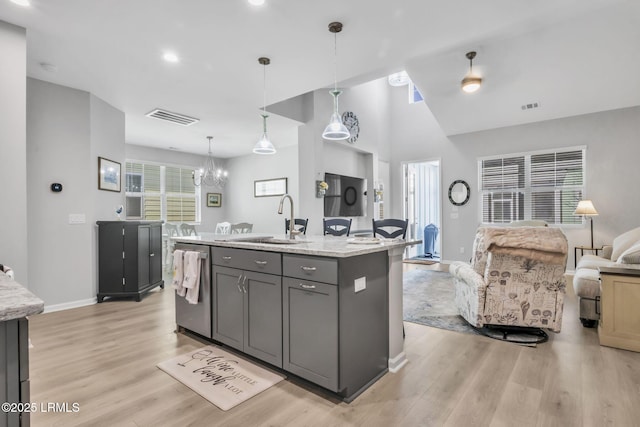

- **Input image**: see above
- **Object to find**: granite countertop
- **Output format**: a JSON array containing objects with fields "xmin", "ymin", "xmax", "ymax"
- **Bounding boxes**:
[
  {"xmin": 173, "ymin": 233, "xmax": 420, "ymax": 258},
  {"xmin": 0, "ymin": 272, "xmax": 45, "ymax": 322}
]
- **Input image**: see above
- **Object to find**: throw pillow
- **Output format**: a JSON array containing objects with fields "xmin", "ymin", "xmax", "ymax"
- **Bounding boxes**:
[
  {"xmin": 611, "ymin": 226, "xmax": 640, "ymax": 262},
  {"xmin": 617, "ymin": 242, "xmax": 640, "ymax": 264}
]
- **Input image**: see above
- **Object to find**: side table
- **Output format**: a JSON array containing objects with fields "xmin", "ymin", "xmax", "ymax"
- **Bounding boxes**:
[
  {"xmin": 574, "ymin": 245, "xmax": 602, "ymax": 268},
  {"xmin": 598, "ymin": 267, "xmax": 640, "ymax": 353}
]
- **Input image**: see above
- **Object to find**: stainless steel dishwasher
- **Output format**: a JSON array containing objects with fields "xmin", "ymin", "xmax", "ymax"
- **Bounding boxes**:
[{"xmin": 174, "ymin": 243, "xmax": 211, "ymax": 338}]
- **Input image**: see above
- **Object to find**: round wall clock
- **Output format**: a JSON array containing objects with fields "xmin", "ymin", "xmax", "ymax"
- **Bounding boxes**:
[{"xmin": 342, "ymin": 111, "xmax": 360, "ymax": 144}]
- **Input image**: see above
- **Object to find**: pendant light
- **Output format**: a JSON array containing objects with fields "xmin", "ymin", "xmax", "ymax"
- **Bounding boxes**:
[
  {"xmin": 192, "ymin": 136, "xmax": 228, "ymax": 187},
  {"xmin": 253, "ymin": 57, "xmax": 276, "ymax": 154},
  {"xmin": 461, "ymin": 51, "xmax": 482, "ymax": 93},
  {"xmin": 322, "ymin": 21, "xmax": 350, "ymax": 141}
]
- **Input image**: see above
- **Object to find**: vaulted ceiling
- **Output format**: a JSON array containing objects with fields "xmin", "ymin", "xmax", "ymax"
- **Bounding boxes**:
[{"xmin": 1, "ymin": 0, "xmax": 636, "ymax": 157}]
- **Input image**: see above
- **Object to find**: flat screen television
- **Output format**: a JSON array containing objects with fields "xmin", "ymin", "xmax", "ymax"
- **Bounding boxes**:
[{"xmin": 324, "ymin": 173, "xmax": 367, "ymax": 217}]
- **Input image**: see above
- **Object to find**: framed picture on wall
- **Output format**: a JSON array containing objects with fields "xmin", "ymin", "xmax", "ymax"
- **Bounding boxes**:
[
  {"xmin": 254, "ymin": 177, "xmax": 287, "ymax": 197},
  {"xmin": 207, "ymin": 193, "xmax": 222, "ymax": 207},
  {"xmin": 98, "ymin": 157, "xmax": 121, "ymax": 192}
]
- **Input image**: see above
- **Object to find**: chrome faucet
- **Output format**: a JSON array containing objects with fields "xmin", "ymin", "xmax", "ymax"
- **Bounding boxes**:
[{"xmin": 278, "ymin": 194, "xmax": 301, "ymax": 239}]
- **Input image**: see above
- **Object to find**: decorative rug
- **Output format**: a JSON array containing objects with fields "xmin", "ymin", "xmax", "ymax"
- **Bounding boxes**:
[
  {"xmin": 403, "ymin": 269, "xmax": 540, "ymax": 346},
  {"xmin": 403, "ymin": 269, "xmax": 480, "ymax": 335},
  {"xmin": 157, "ymin": 345, "xmax": 285, "ymax": 411}
]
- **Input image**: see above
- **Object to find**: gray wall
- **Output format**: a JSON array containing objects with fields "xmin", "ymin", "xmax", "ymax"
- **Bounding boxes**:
[
  {"xmin": 224, "ymin": 145, "xmax": 299, "ymax": 235},
  {"xmin": 388, "ymin": 83, "xmax": 640, "ymax": 267},
  {"xmin": 0, "ymin": 21, "xmax": 28, "ymax": 283},
  {"xmin": 27, "ymin": 79, "xmax": 127, "ymax": 307}
]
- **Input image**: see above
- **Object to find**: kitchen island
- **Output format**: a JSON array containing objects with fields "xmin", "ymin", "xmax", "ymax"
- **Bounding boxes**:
[
  {"xmin": 1, "ymin": 272, "xmax": 44, "ymax": 427},
  {"xmin": 172, "ymin": 233, "xmax": 417, "ymax": 401}
]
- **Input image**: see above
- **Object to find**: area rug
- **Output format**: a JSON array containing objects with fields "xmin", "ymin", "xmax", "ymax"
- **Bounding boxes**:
[
  {"xmin": 403, "ymin": 269, "xmax": 480, "ymax": 335},
  {"xmin": 403, "ymin": 269, "xmax": 542, "ymax": 346},
  {"xmin": 157, "ymin": 345, "xmax": 285, "ymax": 411}
]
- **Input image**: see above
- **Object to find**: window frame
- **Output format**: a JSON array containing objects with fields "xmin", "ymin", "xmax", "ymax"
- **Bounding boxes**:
[
  {"xmin": 477, "ymin": 146, "xmax": 587, "ymax": 227},
  {"xmin": 124, "ymin": 159, "xmax": 201, "ymax": 223}
]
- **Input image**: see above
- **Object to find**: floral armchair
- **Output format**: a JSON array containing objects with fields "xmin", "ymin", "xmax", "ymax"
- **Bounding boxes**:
[{"xmin": 450, "ymin": 226, "xmax": 568, "ymax": 333}]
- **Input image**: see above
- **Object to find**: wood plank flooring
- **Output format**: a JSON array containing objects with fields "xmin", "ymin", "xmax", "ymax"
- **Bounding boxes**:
[{"xmin": 26, "ymin": 265, "xmax": 640, "ymax": 426}]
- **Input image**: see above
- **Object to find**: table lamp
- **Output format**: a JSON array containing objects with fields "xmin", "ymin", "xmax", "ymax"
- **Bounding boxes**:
[{"xmin": 574, "ymin": 199, "xmax": 599, "ymax": 247}]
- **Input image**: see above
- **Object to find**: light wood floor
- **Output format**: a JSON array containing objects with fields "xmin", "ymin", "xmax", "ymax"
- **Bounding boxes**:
[{"xmin": 27, "ymin": 265, "xmax": 640, "ymax": 426}]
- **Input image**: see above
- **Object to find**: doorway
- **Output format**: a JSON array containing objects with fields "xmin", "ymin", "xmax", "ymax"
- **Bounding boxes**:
[{"xmin": 402, "ymin": 160, "xmax": 441, "ymax": 260}]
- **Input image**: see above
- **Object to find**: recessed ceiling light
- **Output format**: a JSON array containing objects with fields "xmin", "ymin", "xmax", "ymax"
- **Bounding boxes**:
[
  {"xmin": 248, "ymin": 0, "xmax": 265, "ymax": 5},
  {"xmin": 10, "ymin": 0, "xmax": 31, "ymax": 6},
  {"xmin": 163, "ymin": 52, "xmax": 179, "ymax": 63}
]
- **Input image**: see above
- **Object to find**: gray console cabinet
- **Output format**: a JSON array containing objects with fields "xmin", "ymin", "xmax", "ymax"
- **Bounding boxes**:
[
  {"xmin": 97, "ymin": 221, "xmax": 164, "ymax": 302},
  {"xmin": 212, "ymin": 248, "xmax": 283, "ymax": 368}
]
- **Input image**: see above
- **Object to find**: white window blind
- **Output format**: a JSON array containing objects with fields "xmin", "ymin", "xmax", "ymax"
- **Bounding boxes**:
[
  {"xmin": 479, "ymin": 148, "xmax": 585, "ymax": 225},
  {"xmin": 125, "ymin": 161, "xmax": 199, "ymax": 222}
]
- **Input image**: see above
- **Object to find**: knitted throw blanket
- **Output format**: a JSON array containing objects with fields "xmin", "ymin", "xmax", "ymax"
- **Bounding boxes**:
[{"xmin": 481, "ymin": 226, "xmax": 568, "ymax": 265}]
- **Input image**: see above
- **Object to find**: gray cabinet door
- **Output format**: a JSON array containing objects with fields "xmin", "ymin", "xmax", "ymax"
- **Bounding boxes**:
[
  {"xmin": 148, "ymin": 223, "xmax": 163, "ymax": 285},
  {"xmin": 243, "ymin": 270, "xmax": 282, "ymax": 368},
  {"xmin": 212, "ymin": 266, "xmax": 244, "ymax": 350},
  {"xmin": 137, "ymin": 225, "xmax": 150, "ymax": 289},
  {"xmin": 283, "ymin": 277, "xmax": 338, "ymax": 391}
]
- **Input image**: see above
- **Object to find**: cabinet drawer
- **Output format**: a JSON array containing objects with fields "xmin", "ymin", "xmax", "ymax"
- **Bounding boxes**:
[
  {"xmin": 213, "ymin": 247, "xmax": 282, "ymax": 275},
  {"xmin": 283, "ymin": 254, "xmax": 338, "ymax": 285}
]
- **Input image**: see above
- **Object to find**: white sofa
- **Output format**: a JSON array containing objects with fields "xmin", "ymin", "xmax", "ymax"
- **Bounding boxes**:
[{"xmin": 573, "ymin": 226, "xmax": 640, "ymax": 327}]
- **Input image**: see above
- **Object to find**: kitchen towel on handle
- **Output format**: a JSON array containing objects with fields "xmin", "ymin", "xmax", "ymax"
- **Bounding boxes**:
[
  {"xmin": 172, "ymin": 249, "xmax": 186, "ymax": 297},
  {"xmin": 183, "ymin": 251, "xmax": 201, "ymax": 304}
]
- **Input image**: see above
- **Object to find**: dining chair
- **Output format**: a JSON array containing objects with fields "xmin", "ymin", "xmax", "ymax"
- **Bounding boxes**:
[
  {"xmin": 372, "ymin": 218, "xmax": 408, "ymax": 239},
  {"xmin": 180, "ymin": 223, "xmax": 198, "ymax": 236},
  {"xmin": 215, "ymin": 221, "xmax": 231, "ymax": 234},
  {"xmin": 164, "ymin": 223, "xmax": 180, "ymax": 271},
  {"xmin": 285, "ymin": 218, "xmax": 308, "ymax": 235},
  {"xmin": 230, "ymin": 222, "xmax": 253, "ymax": 234},
  {"xmin": 323, "ymin": 218, "xmax": 352, "ymax": 236}
]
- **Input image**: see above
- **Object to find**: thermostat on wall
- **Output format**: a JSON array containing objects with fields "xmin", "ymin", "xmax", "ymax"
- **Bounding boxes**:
[{"xmin": 50, "ymin": 183, "xmax": 63, "ymax": 192}]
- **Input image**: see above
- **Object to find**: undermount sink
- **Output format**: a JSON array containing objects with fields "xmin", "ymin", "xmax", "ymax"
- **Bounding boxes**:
[{"xmin": 255, "ymin": 237, "xmax": 304, "ymax": 245}]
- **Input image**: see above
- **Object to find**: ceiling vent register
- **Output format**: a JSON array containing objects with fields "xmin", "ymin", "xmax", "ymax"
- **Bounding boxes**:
[{"xmin": 145, "ymin": 108, "xmax": 200, "ymax": 126}]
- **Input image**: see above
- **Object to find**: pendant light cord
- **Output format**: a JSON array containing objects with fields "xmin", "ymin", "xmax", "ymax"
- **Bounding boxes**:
[
  {"xmin": 333, "ymin": 31, "xmax": 338, "ymax": 91},
  {"xmin": 263, "ymin": 63, "xmax": 267, "ymax": 115}
]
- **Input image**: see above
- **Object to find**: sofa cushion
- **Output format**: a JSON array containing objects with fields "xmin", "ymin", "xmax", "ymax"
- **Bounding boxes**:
[
  {"xmin": 611, "ymin": 227, "xmax": 640, "ymax": 262},
  {"xmin": 617, "ymin": 242, "xmax": 640, "ymax": 264},
  {"xmin": 573, "ymin": 268, "xmax": 601, "ymax": 299},
  {"xmin": 576, "ymin": 254, "xmax": 617, "ymax": 270}
]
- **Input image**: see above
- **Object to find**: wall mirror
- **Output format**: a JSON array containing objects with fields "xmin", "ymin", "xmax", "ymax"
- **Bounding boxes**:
[{"xmin": 448, "ymin": 180, "xmax": 470, "ymax": 206}]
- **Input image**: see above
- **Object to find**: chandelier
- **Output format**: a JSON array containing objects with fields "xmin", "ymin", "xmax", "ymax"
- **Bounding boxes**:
[{"xmin": 192, "ymin": 136, "xmax": 228, "ymax": 187}]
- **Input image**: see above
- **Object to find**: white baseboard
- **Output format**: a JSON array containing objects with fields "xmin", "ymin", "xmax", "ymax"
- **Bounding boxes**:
[
  {"xmin": 388, "ymin": 352, "xmax": 408, "ymax": 373},
  {"xmin": 44, "ymin": 297, "xmax": 97, "ymax": 313}
]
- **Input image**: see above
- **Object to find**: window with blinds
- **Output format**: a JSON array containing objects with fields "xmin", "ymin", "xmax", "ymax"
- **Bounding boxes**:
[
  {"xmin": 479, "ymin": 148, "xmax": 584, "ymax": 225},
  {"xmin": 125, "ymin": 161, "xmax": 199, "ymax": 222}
]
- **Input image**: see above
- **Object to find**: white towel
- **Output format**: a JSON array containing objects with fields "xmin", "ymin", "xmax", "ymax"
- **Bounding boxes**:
[
  {"xmin": 183, "ymin": 251, "xmax": 201, "ymax": 304},
  {"xmin": 172, "ymin": 250, "xmax": 186, "ymax": 297}
]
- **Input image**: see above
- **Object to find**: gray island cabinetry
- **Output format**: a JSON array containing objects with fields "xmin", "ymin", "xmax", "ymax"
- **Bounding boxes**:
[
  {"xmin": 172, "ymin": 234, "xmax": 417, "ymax": 401},
  {"xmin": 212, "ymin": 247, "xmax": 283, "ymax": 368},
  {"xmin": 283, "ymin": 251, "xmax": 388, "ymax": 397},
  {"xmin": 1, "ymin": 272, "xmax": 44, "ymax": 427}
]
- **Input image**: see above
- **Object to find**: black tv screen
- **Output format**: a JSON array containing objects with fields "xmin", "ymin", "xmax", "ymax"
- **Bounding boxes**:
[{"xmin": 324, "ymin": 173, "xmax": 367, "ymax": 217}]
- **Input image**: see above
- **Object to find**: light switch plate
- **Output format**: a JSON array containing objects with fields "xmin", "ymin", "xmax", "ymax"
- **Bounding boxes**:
[
  {"xmin": 68, "ymin": 213, "xmax": 86, "ymax": 224},
  {"xmin": 354, "ymin": 277, "xmax": 366, "ymax": 293}
]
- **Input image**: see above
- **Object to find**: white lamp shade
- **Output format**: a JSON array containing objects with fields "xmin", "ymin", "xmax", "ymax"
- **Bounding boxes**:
[
  {"xmin": 573, "ymin": 199, "xmax": 599, "ymax": 216},
  {"xmin": 253, "ymin": 133, "xmax": 276, "ymax": 154},
  {"xmin": 322, "ymin": 112, "xmax": 350, "ymax": 140}
]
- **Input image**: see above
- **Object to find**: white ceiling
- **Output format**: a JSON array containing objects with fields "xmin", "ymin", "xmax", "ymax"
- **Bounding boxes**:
[{"xmin": 1, "ymin": 0, "xmax": 636, "ymax": 157}]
